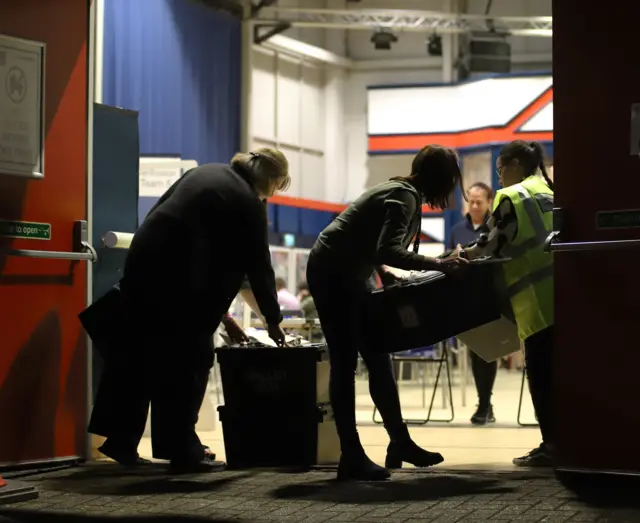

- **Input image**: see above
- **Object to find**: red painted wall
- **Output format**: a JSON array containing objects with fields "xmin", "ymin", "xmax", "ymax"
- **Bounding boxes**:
[{"xmin": 0, "ymin": 0, "xmax": 89, "ymax": 464}]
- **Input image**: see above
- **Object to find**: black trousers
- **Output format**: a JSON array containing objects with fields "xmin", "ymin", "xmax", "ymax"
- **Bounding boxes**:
[
  {"xmin": 88, "ymin": 331, "xmax": 213, "ymax": 462},
  {"xmin": 307, "ymin": 255, "xmax": 406, "ymax": 455},
  {"xmin": 523, "ymin": 325, "xmax": 555, "ymax": 445},
  {"xmin": 470, "ymin": 351, "xmax": 498, "ymax": 408}
]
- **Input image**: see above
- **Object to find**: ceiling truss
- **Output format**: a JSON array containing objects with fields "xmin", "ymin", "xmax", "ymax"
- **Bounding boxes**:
[{"xmin": 254, "ymin": 7, "xmax": 552, "ymax": 37}]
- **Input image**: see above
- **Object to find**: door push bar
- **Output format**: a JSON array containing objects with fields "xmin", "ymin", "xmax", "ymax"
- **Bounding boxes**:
[
  {"xmin": 102, "ymin": 231, "xmax": 134, "ymax": 250},
  {"xmin": 545, "ymin": 233, "xmax": 640, "ymax": 253},
  {"xmin": 544, "ymin": 207, "xmax": 640, "ymax": 253},
  {"xmin": 4, "ymin": 220, "xmax": 98, "ymax": 262}
]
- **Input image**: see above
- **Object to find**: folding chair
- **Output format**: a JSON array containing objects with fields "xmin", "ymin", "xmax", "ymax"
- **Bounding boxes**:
[
  {"xmin": 372, "ymin": 341, "xmax": 454, "ymax": 425},
  {"xmin": 517, "ymin": 366, "xmax": 539, "ymax": 427}
]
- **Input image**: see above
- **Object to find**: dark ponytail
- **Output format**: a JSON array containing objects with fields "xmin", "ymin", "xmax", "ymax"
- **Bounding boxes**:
[
  {"xmin": 499, "ymin": 140, "xmax": 554, "ymax": 191},
  {"xmin": 529, "ymin": 141, "xmax": 554, "ymax": 190}
]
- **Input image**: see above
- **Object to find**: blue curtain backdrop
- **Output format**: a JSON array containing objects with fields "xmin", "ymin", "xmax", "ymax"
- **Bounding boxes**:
[{"xmin": 103, "ymin": 0, "xmax": 241, "ymax": 166}]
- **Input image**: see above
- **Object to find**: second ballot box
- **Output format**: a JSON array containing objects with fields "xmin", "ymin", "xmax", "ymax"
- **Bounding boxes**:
[
  {"xmin": 214, "ymin": 343, "xmax": 339, "ymax": 469},
  {"xmin": 361, "ymin": 259, "xmax": 515, "ymax": 355}
]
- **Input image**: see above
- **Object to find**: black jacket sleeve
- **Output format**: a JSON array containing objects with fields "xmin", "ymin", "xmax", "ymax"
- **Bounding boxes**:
[
  {"xmin": 244, "ymin": 199, "xmax": 283, "ymax": 326},
  {"xmin": 375, "ymin": 188, "xmax": 438, "ymax": 271}
]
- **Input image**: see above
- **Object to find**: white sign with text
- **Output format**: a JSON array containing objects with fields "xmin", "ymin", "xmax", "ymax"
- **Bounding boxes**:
[
  {"xmin": 0, "ymin": 34, "xmax": 45, "ymax": 178},
  {"xmin": 138, "ymin": 157, "xmax": 198, "ymax": 197}
]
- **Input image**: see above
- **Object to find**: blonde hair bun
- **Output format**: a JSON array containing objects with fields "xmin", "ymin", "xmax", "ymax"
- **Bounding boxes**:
[{"xmin": 231, "ymin": 147, "xmax": 291, "ymax": 194}]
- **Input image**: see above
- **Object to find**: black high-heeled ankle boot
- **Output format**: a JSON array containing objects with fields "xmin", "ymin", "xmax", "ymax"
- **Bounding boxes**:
[
  {"xmin": 337, "ymin": 452, "xmax": 391, "ymax": 482},
  {"xmin": 384, "ymin": 424, "xmax": 444, "ymax": 469}
]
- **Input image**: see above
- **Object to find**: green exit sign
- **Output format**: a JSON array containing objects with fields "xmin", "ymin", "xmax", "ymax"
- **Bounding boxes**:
[
  {"xmin": 0, "ymin": 220, "xmax": 51, "ymax": 240},
  {"xmin": 596, "ymin": 210, "xmax": 640, "ymax": 230}
]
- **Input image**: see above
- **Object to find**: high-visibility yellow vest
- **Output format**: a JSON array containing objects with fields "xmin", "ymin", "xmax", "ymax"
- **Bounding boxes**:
[{"xmin": 493, "ymin": 175, "xmax": 554, "ymax": 340}]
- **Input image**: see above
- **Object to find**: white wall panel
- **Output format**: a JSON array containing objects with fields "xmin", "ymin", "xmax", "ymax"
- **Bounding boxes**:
[
  {"xmin": 360, "ymin": 154, "xmax": 413, "ymax": 190},
  {"xmin": 462, "ymin": 152, "xmax": 492, "ymax": 189},
  {"xmin": 345, "ymin": 68, "xmax": 443, "ymax": 201},
  {"xmin": 275, "ymin": 55, "xmax": 302, "ymax": 146},
  {"xmin": 250, "ymin": 45, "xmax": 330, "ymax": 201},
  {"xmin": 458, "ymin": 151, "xmax": 492, "ymax": 216},
  {"xmin": 301, "ymin": 151, "xmax": 325, "ymax": 200},
  {"xmin": 251, "ymin": 50, "xmax": 276, "ymax": 141},
  {"xmin": 324, "ymin": 65, "xmax": 347, "ymax": 202},
  {"xmin": 278, "ymin": 145, "xmax": 302, "ymax": 197},
  {"xmin": 301, "ymin": 65, "xmax": 325, "ymax": 150}
]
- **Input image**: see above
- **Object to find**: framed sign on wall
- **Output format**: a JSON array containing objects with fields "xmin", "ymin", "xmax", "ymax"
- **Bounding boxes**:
[{"xmin": 0, "ymin": 33, "xmax": 45, "ymax": 179}]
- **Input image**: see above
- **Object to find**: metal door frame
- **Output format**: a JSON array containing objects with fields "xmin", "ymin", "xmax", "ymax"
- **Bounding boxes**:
[{"xmin": 84, "ymin": 0, "xmax": 98, "ymax": 461}]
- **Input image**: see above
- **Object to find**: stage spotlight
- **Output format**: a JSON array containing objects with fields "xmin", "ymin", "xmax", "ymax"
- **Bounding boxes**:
[
  {"xmin": 371, "ymin": 29, "xmax": 398, "ymax": 50},
  {"xmin": 427, "ymin": 34, "xmax": 442, "ymax": 56}
]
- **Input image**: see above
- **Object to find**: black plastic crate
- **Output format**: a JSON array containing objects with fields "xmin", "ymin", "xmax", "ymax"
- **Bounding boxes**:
[
  {"xmin": 215, "ymin": 344, "xmax": 329, "ymax": 410},
  {"xmin": 217, "ymin": 404, "xmax": 340, "ymax": 470},
  {"xmin": 361, "ymin": 260, "xmax": 512, "ymax": 354}
]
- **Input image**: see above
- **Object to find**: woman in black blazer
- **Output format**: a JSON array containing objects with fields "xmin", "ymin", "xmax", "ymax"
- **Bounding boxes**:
[{"xmin": 89, "ymin": 149, "xmax": 289, "ymax": 474}]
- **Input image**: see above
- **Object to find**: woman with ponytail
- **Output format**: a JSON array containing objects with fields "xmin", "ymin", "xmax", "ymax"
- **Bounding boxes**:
[{"xmin": 450, "ymin": 140, "xmax": 556, "ymax": 467}]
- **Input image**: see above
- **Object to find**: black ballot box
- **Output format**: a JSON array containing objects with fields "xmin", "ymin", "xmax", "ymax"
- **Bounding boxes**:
[
  {"xmin": 215, "ymin": 343, "xmax": 339, "ymax": 469},
  {"xmin": 216, "ymin": 343, "xmax": 329, "ymax": 409},
  {"xmin": 217, "ymin": 403, "xmax": 340, "ymax": 469},
  {"xmin": 361, "ymin": 259, "xmax": 512, "ymax": 355}
]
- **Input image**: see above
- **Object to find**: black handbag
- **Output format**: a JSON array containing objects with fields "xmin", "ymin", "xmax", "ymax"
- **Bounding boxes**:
[
  {"xmin": 78, "ymin": 285, "xmax": 125, "ymax": 358},
  {"xmin": 79, "ymin": 170, "xmax": 196, "ymax": 355}
]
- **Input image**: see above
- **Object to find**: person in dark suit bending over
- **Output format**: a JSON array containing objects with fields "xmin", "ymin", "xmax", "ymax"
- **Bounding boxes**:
[
  {"xmin": 89, "ymin": 148, "xmax": 289, "ymax": 474},
  {"xmin": 448, "ymin": 182, "xmax": 499, "ymax": 425},
  {"xmin": 307, "ymin": 145, "xmax": 468, "ymax": 481}
]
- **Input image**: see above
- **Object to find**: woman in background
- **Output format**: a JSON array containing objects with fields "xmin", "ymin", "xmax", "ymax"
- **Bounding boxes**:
[
  {"xmin": 297, "ymin": 281, "xmax": 318, "ymax": 321},
  {"xmin": 449, "ymin": 182, "xmax": 501, "ymax": 425},
  {"xmin": 307, "ymin": 145, "xmax": 467, "ymax": 481}
]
